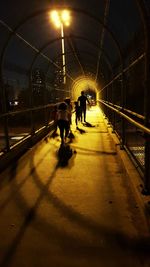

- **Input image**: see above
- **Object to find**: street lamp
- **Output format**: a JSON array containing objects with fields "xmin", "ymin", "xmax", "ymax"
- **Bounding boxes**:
[{"xmin": 50, "ymin": 10, "xmax": 71, "ymax": 85}]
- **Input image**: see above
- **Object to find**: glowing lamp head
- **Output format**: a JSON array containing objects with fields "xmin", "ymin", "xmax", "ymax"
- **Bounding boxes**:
[
  {"xmin": 61, "ymin": 10, "xmax": 70, "ymax": 26},
  {"xmin": 50, "ymin": 10, "xmax": 61, "ymax": 28},
  {"xmin": 50, "ymin": 9, "xmax": 70, "ymax": 28}
]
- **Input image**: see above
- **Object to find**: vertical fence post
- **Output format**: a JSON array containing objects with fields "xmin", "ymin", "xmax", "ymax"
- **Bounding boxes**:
[
  {"xmin": 112, "ymin": 82, "xmax": 116, "ymax": 133},
  {"xmin": 29, "ymin": 72, "xmax": 35, "ymax": 136},
  {"xmin": 120, "ymin": 71, "xmax": 126, "ymax": 149},
  {"xmin": 0, "ymin": 80, "xmax": 10, "ymax": 152},
  {"xmin": 0, "ymin": 55, "xmax": 10, "ymax": 152}
]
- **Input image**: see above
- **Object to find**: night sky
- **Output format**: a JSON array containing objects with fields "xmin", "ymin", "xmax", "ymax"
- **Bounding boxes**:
[{"xmin": 0, "ymin": 0, "xmax": 146, "ymax": 87}]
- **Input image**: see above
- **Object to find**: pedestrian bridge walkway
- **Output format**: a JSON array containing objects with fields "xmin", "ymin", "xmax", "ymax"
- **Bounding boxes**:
[{"xmin": 0, "ymin": 106, "xmax": 150, "ymax": 267}]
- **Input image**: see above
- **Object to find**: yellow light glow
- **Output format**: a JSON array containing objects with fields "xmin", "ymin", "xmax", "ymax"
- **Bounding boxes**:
[
  {"xmin": 55, "ymin": 21, "xmax": 61, "ymax": 28},
  {"xmin": 50, "ymin": 10, "xmax": 60, "ymax": 28},
  {"xmin": 61, "ymin": 10, "xmax": 70, "ymax": 25},
  {"xmin": 51, "ymin": 10, "xmax": 59, "ymax": 22},
  {"xmin": 50, "ymin": 9, "xmax": 71, "ymax": 85},
  {"xmin": 71, "ymin": 76, "xmax": 100, "ymax": 101},
  {"xmin": 50, "ymin": 9, "xmax": 70, "ymax": 28},
  {"xmin": 65, "ymin": 21, "xmax": 70, "ymax": 26}
]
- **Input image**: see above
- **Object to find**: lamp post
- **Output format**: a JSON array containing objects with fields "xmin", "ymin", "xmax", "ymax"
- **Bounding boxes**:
[{"xmin": 50, "ymin": 10, "xmax": 70, "ymax": 85}]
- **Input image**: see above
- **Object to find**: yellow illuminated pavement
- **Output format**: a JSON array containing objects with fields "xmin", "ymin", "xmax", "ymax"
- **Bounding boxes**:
[{"xmin": 0, "ymin": 106, "xmax": 150, "ymax": 267}]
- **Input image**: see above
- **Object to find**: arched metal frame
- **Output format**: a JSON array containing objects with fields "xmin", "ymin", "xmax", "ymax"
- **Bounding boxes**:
[
  {"xmin": 51, "ymin": 49, "xmax": 112, "ymax": 79},
  {"xmin": 0, "ymin": 7, "xmax": 124, "ymax": 100},
  {"xmin": 29, "ymin": 35, "xmax": 113, "ymax": 85},
  {"xmin": 0, "ymin": 7, "xmax": 122, "ymax": 151},
  {"xmin": 28, "ymin": 36, "xmax": 113, "ymax": 119},
  {"xmin": 0, "ymin": 2, "xmax": 149, "ymax": 192}
]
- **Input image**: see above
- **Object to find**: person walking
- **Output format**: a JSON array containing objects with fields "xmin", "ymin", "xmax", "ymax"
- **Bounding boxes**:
[
  {"xmin": 64, "ymin": 97, "xmax": 75, "ymax": 139},
  {"xmin": 78, "ymin": 90, "xmax": 90, "ymax": 122},
  {"xmin": 64, "ymin": 97, "xmax": 72, "ymax": 126},
  {"xmin": 56, "ymin": 102, "xmax": 70, "ymax": 145},
  {"xmin": 74, "ymin": 101, "xmax": 81, "ymax": 128}
]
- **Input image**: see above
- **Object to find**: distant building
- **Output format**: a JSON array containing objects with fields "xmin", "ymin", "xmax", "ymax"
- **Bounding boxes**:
[
  {"xmin": 53, "ymin": 60, "xmax": 64, "ymax": 101},
  {"xmin": 32, "ymin": 69, "xmax": 46, "ymax": 106},
  {"xmin": 32, "ymin": 68, "xmax": 45, "ymax": 93}
]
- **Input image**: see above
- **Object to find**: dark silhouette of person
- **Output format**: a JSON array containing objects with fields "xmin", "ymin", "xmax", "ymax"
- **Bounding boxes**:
[
  {"xmin": 74, "ymin": 101, "xmax": 81, "ymax": 127},
  {"xmin": 78, "ymin": 90, "xmax": 90, "ymax": 122},
  {"xmin": 64, "ymin": 97, "xmax": 73, "ymax": 126},
  {"xmin": 56, "ymin": 102, "xmax": 70, "ymax": 145}
]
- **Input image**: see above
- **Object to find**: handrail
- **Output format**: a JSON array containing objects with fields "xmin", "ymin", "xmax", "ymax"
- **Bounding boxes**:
[
  {"xmin": 103, "ymin": 100, "xmax": 145, "ymax": 120},
  {"xmin": 99, "ymin": 99, "xmax": 150, "ymax": 135},
  {"xmin": 0, "ymin": 103, "xmax": 55, "ymax": 118}
]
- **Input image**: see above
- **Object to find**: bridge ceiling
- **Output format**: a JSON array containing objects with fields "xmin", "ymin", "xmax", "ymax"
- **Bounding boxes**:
[{"xmin": 0, "ymin": 0, "xmax": 149, "ymax": 89}]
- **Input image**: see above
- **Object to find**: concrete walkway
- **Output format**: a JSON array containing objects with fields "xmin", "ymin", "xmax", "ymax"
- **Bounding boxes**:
[{"xmin": 0, "ymin": 106, "xmax": 150, "ymax": 267}]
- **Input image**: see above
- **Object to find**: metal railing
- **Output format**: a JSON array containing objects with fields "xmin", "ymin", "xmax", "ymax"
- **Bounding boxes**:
[
  {"xmin": 0, "ymin": 103, "xmax": 56, "ymax": 171},
  {"xmin": 100, "ymin": 100, "xmax": 149, "ymax": 133},
  {"xmin": 99, "ymin": 99, "xmax": 150, "ymax": 193}
]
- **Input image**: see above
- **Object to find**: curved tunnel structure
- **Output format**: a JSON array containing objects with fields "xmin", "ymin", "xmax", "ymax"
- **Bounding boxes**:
[
  {"xmin": 0, "ymin": 0, "xmax": 150, "ymax": 192},
  {"xmin": 71, "ymin": 76, "xmax": 98, "ymax": 100}
]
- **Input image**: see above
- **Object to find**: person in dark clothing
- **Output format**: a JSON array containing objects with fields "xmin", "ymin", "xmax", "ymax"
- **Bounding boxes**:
[
  {"xmin": 78, "ymin": 90, "xmax": 90, "ymax": 122},
  {"xmin": 56, "ymin": 102, "xmax": 70, "ymax": 145},
  {"xmin": 74, "ymin": 101, "xmax": 81, "ymax": 127},
  {"xmin": 64, "ymin": 97, "xmax": 73, "ymax": 126}
]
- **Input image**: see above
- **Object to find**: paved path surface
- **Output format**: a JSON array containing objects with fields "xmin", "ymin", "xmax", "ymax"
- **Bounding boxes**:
[{"xmin": 0, "ymin": 106, "xmax": 150, "ymax": 267}]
